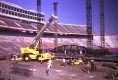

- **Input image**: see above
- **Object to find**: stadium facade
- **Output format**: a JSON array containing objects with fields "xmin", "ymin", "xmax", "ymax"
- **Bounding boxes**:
[{"xmin": 0, "ymin": 1, "xmax": 118, "ymax": 56}]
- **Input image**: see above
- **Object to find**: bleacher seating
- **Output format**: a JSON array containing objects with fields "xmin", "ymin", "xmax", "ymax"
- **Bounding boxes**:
[
  {"xmin": 0, "ymin": 17, "xmax": 20, "ymax": 28},
  {"xmin": 0, "ymin": 16, "xmax": 89, "ymax": 35},
  {"xmin": 19, "ymin": 22, "xmax": 35, "ymax": 30},
  {"xmin": 62, "ymin": 25, "xmax": 72, "ymax": 33},
  {"xmin": 1, "ymin": 1, "xmax": 118, "ymax": 56},
  {"xmin": 0, "ymin": 16, "xmax": 118, "ymax": 55},
  {"xmin": 105, "ymin": 36, "xmax": 118, "ymax": 48},
  {"xmin": 76, "ymin": 26, "xmax": 86, "ymax": 35},
  {"xmin": 48, "ymin": 24, "xmax": 55, "ymax": 32},
  {"xmin": 69, "ymin": 25, "xmax": 79, "ymax": 33},
  {"xmin": 0, "ymin": 19, "xmax": 7, "ymax": 26},
  {"xmin": 57, "ymin": 24, "xmax": 68, "ymax": 33},
  {"xmin": 31, "ymin": 23, "xmax": 38, "ymax": 29},
  {"xmin": 0, "ymin": 34, "xmax": 118, "ymax": 56}
]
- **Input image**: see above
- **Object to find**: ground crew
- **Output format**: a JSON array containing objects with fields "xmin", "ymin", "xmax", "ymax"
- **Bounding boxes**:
[{"xmin": 46, "ymin": 59, "xmax": 52, "ymax": 76}]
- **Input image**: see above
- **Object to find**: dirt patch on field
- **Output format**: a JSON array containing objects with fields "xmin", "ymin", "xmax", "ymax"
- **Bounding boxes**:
[{"xmin": 0, "ymin": 59, "xmax": 117, "ymax": 80}]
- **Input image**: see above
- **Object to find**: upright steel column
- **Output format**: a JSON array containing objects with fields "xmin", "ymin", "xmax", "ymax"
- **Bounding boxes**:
[
  {"xmin": 37, "ymin": 0, "xmax": 41, "ymax": 12},
  {"xmin": 100, "ymin": 0, "xmax": 105, "ymax": 49},
  {"xmin": 86, "ymin": 0, "xmax": 93, "ymax": 49},
  {"xmin": 53, "ymin": 2, "xmax": 58, "ymax": 48},
  {"xmin": 37, "ymin": 0, "xmax": 41, "ymax": 49}
]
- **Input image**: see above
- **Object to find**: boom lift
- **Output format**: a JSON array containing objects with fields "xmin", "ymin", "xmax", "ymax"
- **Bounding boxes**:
[{"xmin": 20, "ymin": 14, "xmax": 57, "ymax": 61}]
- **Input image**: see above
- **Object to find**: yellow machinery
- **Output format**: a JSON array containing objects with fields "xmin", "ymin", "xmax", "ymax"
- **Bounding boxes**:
[
  {"xmin": 69, "ymin": 58, "xmax": 83, "ymax": 65},
  {"xmin": 20, "ymin": 14, "xmax": 57, "ymax": 61}
]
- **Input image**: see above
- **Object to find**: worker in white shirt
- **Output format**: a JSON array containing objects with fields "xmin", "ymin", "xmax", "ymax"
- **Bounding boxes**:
[{"xmin": 46, "ymin": 59, "xmax": 52, "ymax": 76}]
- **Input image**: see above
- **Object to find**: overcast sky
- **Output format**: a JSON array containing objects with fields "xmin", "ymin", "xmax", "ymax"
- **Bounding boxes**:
[{"xmin": 5, "ymin": 0, "xmax": 118, "ymax": 35}]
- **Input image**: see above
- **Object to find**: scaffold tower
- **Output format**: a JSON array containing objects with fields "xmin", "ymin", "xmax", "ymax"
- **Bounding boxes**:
[
  {"xmin": 86, "ymin": 0, "xmax": 93, "ymax": 49},
  {"xmin": 100, "ymin": 0, "xmax": 105, "ymax": 49},
  {"xmin": 37, "ymin": 0, "xmax": 42, "ymax": 49},
  {"xmin": 37, "ymin": 0, "xmax": 41, "ymax": 12},
  {"xmin": 53, "ymin": 2, "xmax": 58, "ymax": 48}
]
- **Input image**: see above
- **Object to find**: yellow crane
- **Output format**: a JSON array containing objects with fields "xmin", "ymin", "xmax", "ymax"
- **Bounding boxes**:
[{"xmin": 20, "ymin": 14, "xmax": 57, "ymax": 61}]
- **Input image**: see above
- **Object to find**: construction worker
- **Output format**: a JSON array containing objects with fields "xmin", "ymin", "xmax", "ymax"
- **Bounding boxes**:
[
  {"xmin": 61, "ymin": 58, "xmax": 66, "ymax": 66},
  {"xmin": 46, "ymin": 59, "xmax": 52, "ymax": 76},
  {"xmin": 80, "ymin": 49, "xmax": 83, "ymax": 55},
  {"xmin": 90, "ymin": 59, "xmax": 97, "ymax": 72},
  {"xmin": 64, "ymin": 50, "xmax": 67, "ymax": 56},
  {"xmin": 82, "ymin": 60, "xmax": 91, "ymax": 74}
]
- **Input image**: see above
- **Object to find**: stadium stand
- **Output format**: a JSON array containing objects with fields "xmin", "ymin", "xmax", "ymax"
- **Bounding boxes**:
[
  {"xmin": 0, "ymin": 1, "xmax": 118, "ymax": 57},
  {"xmin": 0, "ymin": 19, "xmax": 7, "ymax": 26},
  {"xmin": 1, "ymin": 17, "xmax": 19, "ymax": 28}
]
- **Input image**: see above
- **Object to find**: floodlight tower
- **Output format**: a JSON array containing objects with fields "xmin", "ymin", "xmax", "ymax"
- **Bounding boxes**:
[
  {"xmin": 100, "ymin": 0, "xmax": 105, "ymax": 49},
  {"xmin": 53, "ymin": 2, "xmax": 58, "ymax": 48},
  {"xmin": 86, "ymin": 0, "xmax": 93, "ymax": 49}
]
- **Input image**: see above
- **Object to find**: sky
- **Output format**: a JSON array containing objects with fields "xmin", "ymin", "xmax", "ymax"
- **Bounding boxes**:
[{"xmin": 4, "ymin": 0, "xmax": 118, "ymax": 35}]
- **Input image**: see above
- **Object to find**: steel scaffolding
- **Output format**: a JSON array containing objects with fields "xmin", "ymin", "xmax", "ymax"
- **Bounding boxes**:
[
  {"xmin": 86, "ymin": 0, "xmax": 93, "ymax": 49},
  {"xmin": 100, "ymin": 0, "xmax": 105, "ymax": 49},
  {"xmin": 53, "ymin": 2, "xmax": 58, "ymax": 49}
]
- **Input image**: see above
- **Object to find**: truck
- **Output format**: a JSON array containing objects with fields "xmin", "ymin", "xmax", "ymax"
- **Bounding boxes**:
[{"xmin": 19, "ymin": 14, "xmax": 57, "ymax": 62}]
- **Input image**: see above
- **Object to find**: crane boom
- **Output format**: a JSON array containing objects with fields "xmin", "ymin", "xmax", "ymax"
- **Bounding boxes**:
[
  {"xmin": 29, "ymin": 14, "xmax": 57, "ymax": 50},
  {"xmin": 34, "ymin": 14, "xmax": 57, "ymax": 41},
  {"xmin": 20, "ymin": 14, "xmax": 57, "ymax": 55}
]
